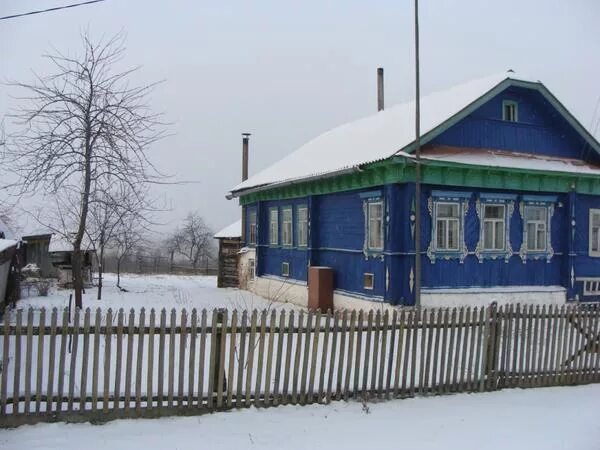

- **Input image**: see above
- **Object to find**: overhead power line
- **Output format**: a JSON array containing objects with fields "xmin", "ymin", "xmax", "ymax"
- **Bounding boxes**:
[{"xmin": 0, "ymin": 0, "xmax": 106, "ymax": 21}]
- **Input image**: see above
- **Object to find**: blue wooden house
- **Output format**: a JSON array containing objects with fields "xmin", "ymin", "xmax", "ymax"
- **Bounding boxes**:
[{"xmin": 227, "ymin": 72, "xmax": 600, "ymax": 308}]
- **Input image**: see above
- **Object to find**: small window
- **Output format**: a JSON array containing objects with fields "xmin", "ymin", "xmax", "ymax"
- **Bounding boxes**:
[
  {"xmin": 482, "ymin": 204, "xmax": 505, "ymax": 251},
  {"xmin": 248, "ymin": 210, "xmax": 257, "ymax": 245},
  {"xmin": 282, "ymin": 207, "xmax": 293, "ymax": 246},
  {"xmin": 281, "ymin": 262, "xmax": 290, "ymax": 277},
  {"xmin": 589, "ymin": 209, "xmax": 600, "ymax": 256},
  {"xmin": 297, "ymin": 206, "xmax": 308, "ymax": 247},
  {"xmin": 367, "ymin": 201, "xmax": 384, "ymax": 250},
  {"xmin": 525, "ymin": 205, "xmax": 547, "ymax": 251},
  {"xmin": 269, "ymin": 208, "xmax": 278, "ymax": 245},
  {"xmin": 502, "ymin": 100, "xmax": 518, "ymax": 122},
  {"xmin": 248, "ymin": 258, "xmax": 255, "ymax": 281},
  {"xmin": 363, "ymin": 273, "xmax": 374, "ymax": 290},
  {"xmin": 436, "ymin": 202, "xmax": 460, "ymax": 251}
]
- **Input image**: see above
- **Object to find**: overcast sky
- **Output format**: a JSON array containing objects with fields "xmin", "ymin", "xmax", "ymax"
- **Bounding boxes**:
[{"xmin": 1, "ymin": 0, "xmax": 599, "ymax": 235}]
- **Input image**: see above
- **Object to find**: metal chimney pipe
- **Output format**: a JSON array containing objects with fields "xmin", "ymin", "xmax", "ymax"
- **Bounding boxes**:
[
  {"xmin": 242, "ymin": 133, "xmax": 251, "ymax": 182},
  {"xmin": 377, "ymin": 67, "xmax": 384, "ymax": 111}
]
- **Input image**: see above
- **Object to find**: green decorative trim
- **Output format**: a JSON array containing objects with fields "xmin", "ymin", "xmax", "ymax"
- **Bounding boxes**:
[{"xmin": 239, "ymin": 157, "xmax": 600, "ymax": 205}]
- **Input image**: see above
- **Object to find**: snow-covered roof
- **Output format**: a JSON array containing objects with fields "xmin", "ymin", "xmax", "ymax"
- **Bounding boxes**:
[
  {"xmin": 407, "ymin": 146, "xmax": 600, "ymax": 176},
  {"xmin": 0, "ymin": 239, "xmax": 18, "ymax": 254},
  {"xmin": 228, "ymin": 71, "xmax": 600, "ymax": 197},
  {"xmin": 48, "ymin": 234, "xmax": 93, "ymax": 253},
  {"xmin": 214, "ymin": 219, "xmax": 242, "ymax": 239}
]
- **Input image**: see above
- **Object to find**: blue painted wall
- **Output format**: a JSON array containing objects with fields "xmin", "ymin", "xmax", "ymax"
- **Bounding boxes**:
[{"xmin": 430, "ymin": 86, "xmax": 598, "ymax": 162}]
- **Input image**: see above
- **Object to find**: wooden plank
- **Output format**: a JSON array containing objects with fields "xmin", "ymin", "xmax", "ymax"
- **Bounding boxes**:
[
  {"xmin": 207, "ymin": 309, "xmax": 219, "ymax": 409},
  {"xmin": 308, "ymin": 310, "xmax": 322, "ymax": 403},
  {"xmin": 91, "ymin": 308, "xmax": 101, "ymax": 411},
  {"xmin": 124, "ymin": 309, "xmax": 135, "ymax": 415},
  {"xmin": 45, "ymin": 308, "xmax": 58, "ymax": 415},
  {"xmin": 563, "ymin": 305, "xmax": 576, "ymax": 385},
  {"xmin": 217, "ymin": 310, "xmax": 228, "ymax": 408},
  {"xmin": 485, "ymin": 305, "xmax": 498, "ymax": 391},
  {"xmin": 24, "ymin": 308, "xmax": 34, "ymax": 415},
  {"xmin": 362, "ymin": 310, "xmax": 373, "ymax": 394},
  {"xmin": 35, "ymin": 308, "xmax": 46, "ymax": 414},
  {"xmin": 12, "ymin": 309, "xmax": 22, "ymax": 416},
  {"xmin": 436, "ymin": 308, "xmax": 450, "ymax": 395},
  {"xmin": 510, "ymin": 304, "xmax": 521, "ymax": 388},
  {"xmin": 177, "ymin": 309, "xmax": 187, "ymax": 407},
  {"xmin": 418, "ymin": 308, "xmax": 429, "ymax": 395},
  {"xmin": 0, "ymin": 305, "xmax": 10, "ymax": 415},
  {"xmin": 547, "ymin": 305, "xmax": 559, "ymax": 386},
  {"xmin": 401, "ymin": 310, "xmax": 413, "ymax": 395},
  {"xmin": 378, "ymin": 310, "xmax": 389, "ymax": 398},
  {"xmin": 67, "ymin": 308, "xmax": 80, "ymax": 413},
  {"xmin": 423, "ymin": 309, "xmax": 435, "ymax": 394},
  {"xmin": 102, "ymin": 308, "xmax": 113, "ymax": 413},
  {"xmin": 114, "ymin": 309, "xmax": 124, "ymax": 410},
  {"xmin": 518, "ymin": 305, "xmax": 528, "ymax": 388},
  {"xmin": 409, "ymin": 308, "xmax": 420, "ymax": 397},
  {"xmin": 198, "ymin": 310, "xmax": 208, "ymax": 407},
  {"xmin": 273, "ymin": 310, "xmax": 286, "ymax": 406},
  {"xmin": 393, "ymin": 310, "xmax": 405, "ymax": 397},
  {"xmin": 244, "ymin": 310, "xmax": 257, "ymax": 407},
  {"xmin": 353, "ymin": 310, "xmax": 364, "ymax": 396},
  {"xmin": 592, "ymin": 306, "xmax": 600, "ymax": 382},
  {"xmin": 466, "ymin": 307, "xmax": 477, "ymax": 392},
  {"xmin": 586, "ymin": 305, "xmax": 599, "ymax": 383},
  {"xmin": 326, "ymin": 312, "xmax": 339, "ymax": 403},
  {"xmin": 472, "ymin": 307, "xmax": 485, "ymax": 391},
  {"xmin": 571, "ymin": 305, "xmax": 584, "ymax": 385},
  {"xmin": 454, "ymin": 306, "xmax": 466, "ymax": 392},
  {"xmin": 76, "ymin": 310, "xmax": 89, "ymax": 413},
  {"xmin": 148, "ymin": 309, "xmax": 156, "ymax": 410},
  {"xmin": 186, "ymin": 309, "xmax": 197, "ymax": 408},
  {"xmin": 336, "ymin": 311, "xmax": 347, "ymax": 401},
  {"xmin": 579, "ymin": 306, "xmax": 592, "ymax": 384},
  {"xmin": 385, "ymin": 310, "xmax": 397, "ymax": 399},
  {"xmin": 157, "ymin": 309, "xmax": 167, "ymax": 409},
  {"xmin": 499, "ymin": 304, "xmax": 513, "ymax": 389},
  {"xmin": 300, "ymin": 311, "xmax": 313, "ymax": 404},
  {"xmin": 167, "ymin": 309, "xmax": 177, "ymax": 409},
  {"xmin": 555, "ymin": 305, "xmax": 567, "ymax": 386},
  {"xmin": 292, "ymin": 311, "xmax": 304, "ymax": 404},
  {"xmin": 227, "ymin": 310, "xmax": 238, "ymax": 408},
  {"xmin": 540, "ymin": 305, "xmax": 551, "ymax": 387},
  {"xmin": 344, "ymin": 310, "xmax": 356, "ymax": 401},
  {"xmin": 479, "ymin": 306, "xmax": 490, "ymax": 392},
  {"xmin": 254, "ymin": 310, "xmax": 267, "ymax": 406},
  {"xmin": 529, "ymin": 305, "xmax": 540, "ymax": 388},
  {"xmin": 282, "ymin": 310, "xmax": 294, "ymax": 405},
  {"xmin": 318, "ymin": 311, "xmax": 331, "ymax": 404},
  {"xmin": 236, "ymin": 310, "xmax": 247, "ymax": 408},
  {"xmin": 135, "ymin": 308, "xmax": 146, "ymax": 415},
  {"xmin": 430, "ymin": 309, "xmax": 441, "ymax": 394},
  {"xmin": 370, "ymin": 310, "xmax": 381, "ymax": 395},
  {"xmin": 445, "ymin": 308, "xmax": 457, "ymax": 394}
]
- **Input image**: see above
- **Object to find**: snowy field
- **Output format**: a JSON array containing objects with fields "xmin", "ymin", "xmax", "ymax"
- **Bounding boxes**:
[
  {"xmin": 1, "ymin": 385, "xmax": 598, "ymax": 450},
  {"xmin": 6, "ymin": 273, "xmax": 302, "ymax": 323}
]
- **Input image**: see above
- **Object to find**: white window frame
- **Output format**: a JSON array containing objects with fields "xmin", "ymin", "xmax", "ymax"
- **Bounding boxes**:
[
  {"xmin": 248, "ymin": 210, "xmax": 257, "ymax": 245},
  {"xmin": 269, "ymin": 208, "xmax": 278, "ymax": 246},
  {"xmin": 435, "ymin": 201, "xmax": 461, "ymax": 251},
  {"xmin": 282, "ymin": 207, "xmax": 293, "ymax": 247},
  {"xmin": 367, "ymin": 200, "xmax": 384, "ymax": 251},
  {"xmin": 524, "ymin": 205, "xmax": 548, "ymax": 252},
  {"xmin": 363, "ymin": 273, "xmax": 374, "ymax": 290},
  {"xmin": 297, "ymin": 205, "xmax": 308, "ymax": 248},
  {"xmin": 589, "ymin": 209, "xmax": 600, "ymax": 257},
  {"xmin": 482, "ymin": 203, "xmax": 506, "ymax": 251},
  {"xmin": 502, "ymin": 100, "xmax": 518, "ymax": 122}
]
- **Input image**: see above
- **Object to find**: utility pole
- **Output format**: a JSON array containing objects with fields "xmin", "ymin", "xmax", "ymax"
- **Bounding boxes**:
[{"xmin": 414, "ymin": 0, "xmax": 422, "ymax": 309}]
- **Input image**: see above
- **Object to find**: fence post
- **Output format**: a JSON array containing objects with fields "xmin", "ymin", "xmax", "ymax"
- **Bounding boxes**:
[
  {"xmin": 213, "ymin": 308, "xmax": 227, "ymax": 402},
  {"xmin": 484, "ymin": 302, "xmax": 501, "ymax": 391}
]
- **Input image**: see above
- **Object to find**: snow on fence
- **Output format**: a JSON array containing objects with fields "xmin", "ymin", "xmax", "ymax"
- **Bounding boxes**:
[{"xmin": 1, "ymin": 303, "xmax": 599, "ymax": 427}]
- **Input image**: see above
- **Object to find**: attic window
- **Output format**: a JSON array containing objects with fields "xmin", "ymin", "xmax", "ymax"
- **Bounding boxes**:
[{"xmin": 502, "ymin": 100, "xmax": 518, "ymax": 122}]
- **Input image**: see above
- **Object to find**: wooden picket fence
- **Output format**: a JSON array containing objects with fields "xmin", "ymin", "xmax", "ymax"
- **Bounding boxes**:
[{"xmin": 1, "ymin": 303, "xmax": 599, "ymax": 427}]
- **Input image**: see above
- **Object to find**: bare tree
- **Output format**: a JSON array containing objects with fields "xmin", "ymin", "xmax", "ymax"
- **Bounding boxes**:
[
  {"xmin": 5, "ymin": 31, "xmax": 165, "ymax": 308},
  {"xmin": 113, "ymin": 212, "xmax": 146, "ymax": 290},
  {"xmin": 171, "ymin": 211, "xmax": 214, "ymax": 270}
]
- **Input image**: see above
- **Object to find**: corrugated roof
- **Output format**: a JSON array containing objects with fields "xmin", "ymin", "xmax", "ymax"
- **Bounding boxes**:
[
  {"xmin": 214, "ymin": 219, "xmax": 241, "ymax": 239},
  {"xmin": 230, "ymin": 72, "xmax": 543, "ymax": 197}
]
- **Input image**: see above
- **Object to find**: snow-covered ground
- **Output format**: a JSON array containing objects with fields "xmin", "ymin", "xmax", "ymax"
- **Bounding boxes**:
[
  {"xmin": 6, "ymin": 273, "xmax": 302, "ymax": 324},
  {"xmin": 1, "ymin": 385, "xmax": 598, "ymax": 449}
]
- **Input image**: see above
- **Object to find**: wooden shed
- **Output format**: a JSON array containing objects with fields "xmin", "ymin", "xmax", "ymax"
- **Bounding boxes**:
[{"xmin": 214, "ymin": 220, "xmax": 241, "ymax": 288}]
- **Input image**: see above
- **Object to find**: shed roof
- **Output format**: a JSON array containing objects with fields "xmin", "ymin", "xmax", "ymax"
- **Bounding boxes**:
[
  {"xmin": 228, "ymin": 71, "xmax": 600, "ymax": 198},
  {"xmin": 214, "ymin": 219, "xmax": 242, "ymax": 239}
]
